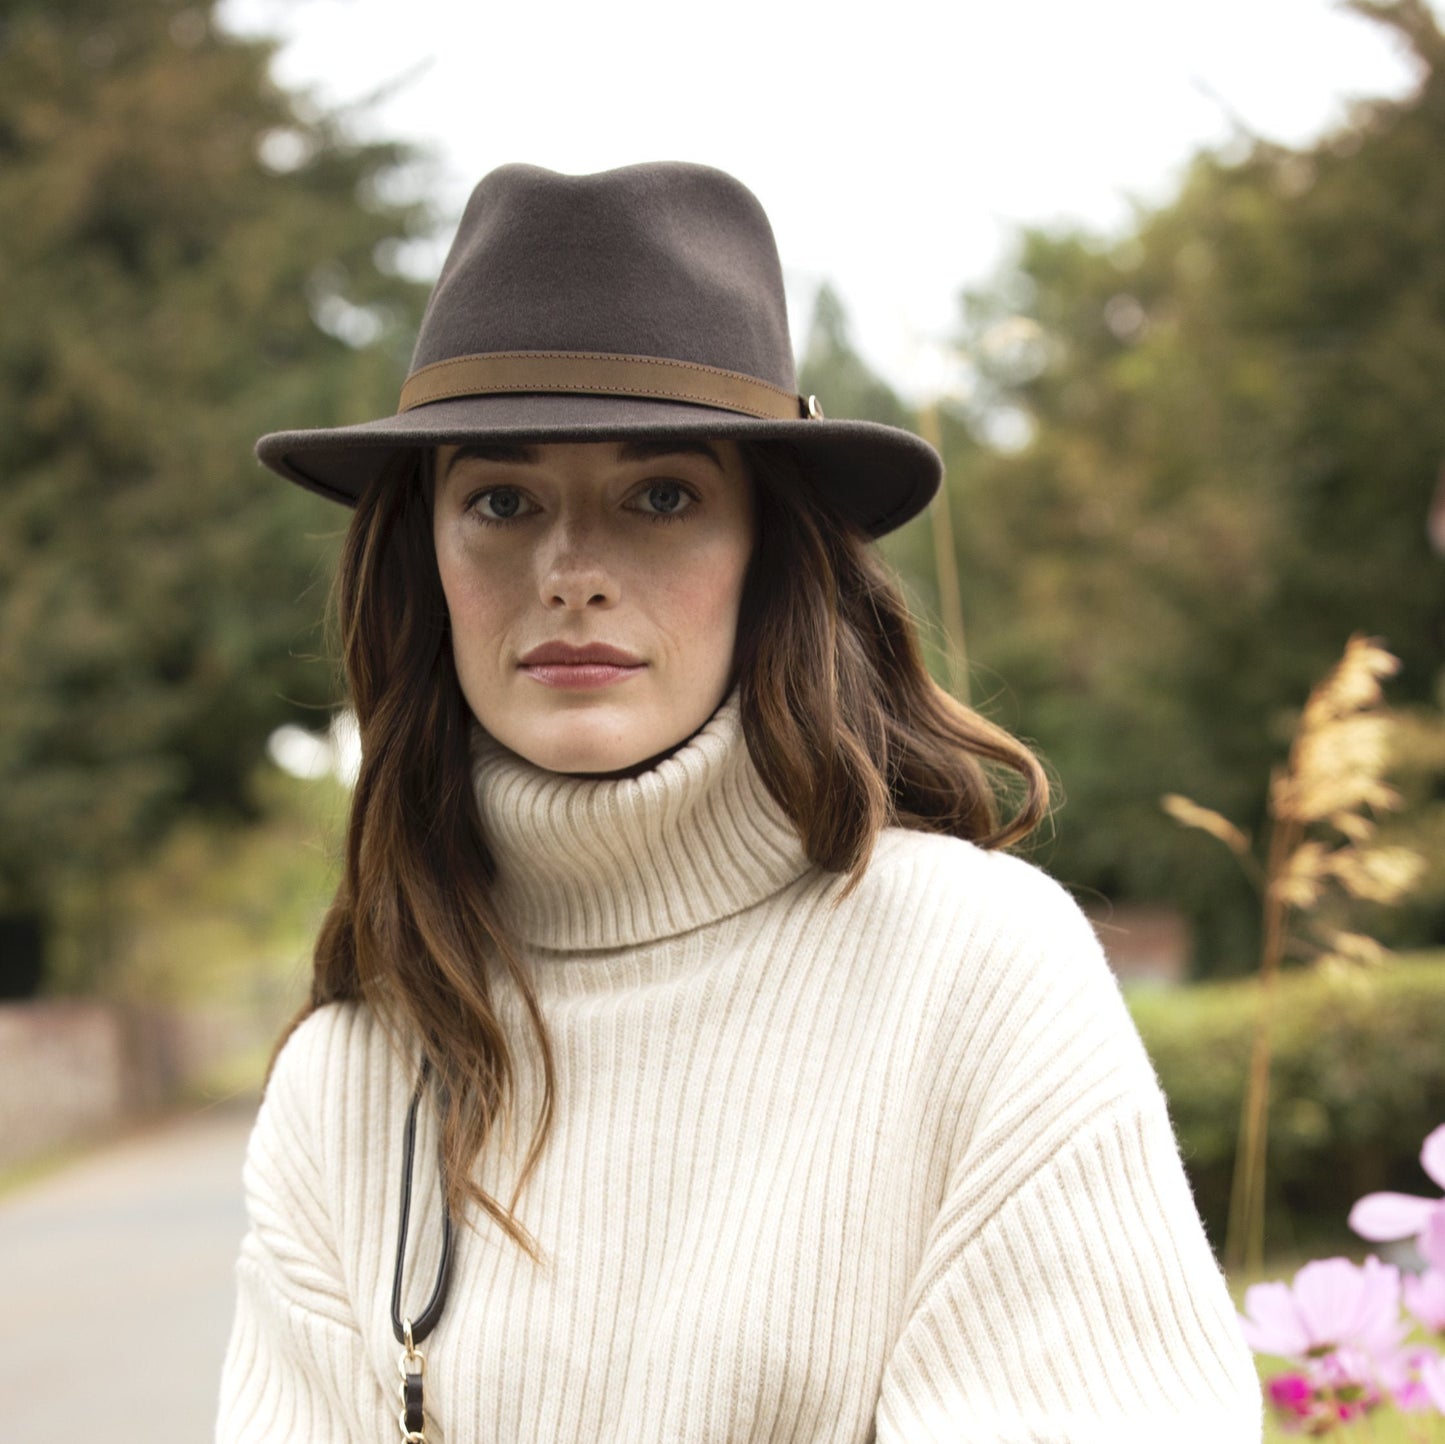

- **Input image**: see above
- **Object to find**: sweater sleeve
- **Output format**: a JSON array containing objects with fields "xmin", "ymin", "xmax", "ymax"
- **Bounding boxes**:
[
  {"xmin": 215, "ymin": 1008, "xmax": 391, "ymax": 1443},
  {"xmin": 874, "ymin": 856, "xmax": 1263, "ymax": 1442}
]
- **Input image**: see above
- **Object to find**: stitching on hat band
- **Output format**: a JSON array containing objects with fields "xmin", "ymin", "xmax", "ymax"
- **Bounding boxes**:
[{"xmin": 398, "ymin": 351, "xmax": 808, "ymax": 420}]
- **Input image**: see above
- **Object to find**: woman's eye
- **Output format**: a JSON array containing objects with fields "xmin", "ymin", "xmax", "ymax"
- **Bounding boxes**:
[
  {"xmin": 467, "ymin": 486, "xmax": 533, "ymax": 524},
  {"xmin": 463, "ymin": 481, "xmax": 696, "ymax": 525},
  {"xmin": 633, "ymin": 480, "xmax": 696, "ymax": 521}
]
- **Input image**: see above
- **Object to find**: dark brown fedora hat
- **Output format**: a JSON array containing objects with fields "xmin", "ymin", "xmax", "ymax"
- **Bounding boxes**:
[{"xmin": 256, "ymin": 161, "xmax": 941, "ymax": 539}]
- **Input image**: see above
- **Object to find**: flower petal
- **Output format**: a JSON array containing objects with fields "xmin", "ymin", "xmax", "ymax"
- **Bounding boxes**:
[
  {"xmin": 1241, "ymin": 1281, "xmax": 1311, "ymax": 1358},
  {"xmin": 1353, "ymin": 1257, "xmax": 1408, "ymax": 1355},
  {"xmin": 1294, "ymin": 1257, "xmax": 1405, "ymax": 1357},
  {"xmin": 1421, "ymin": 1211, "xmax": 1445, "ymax": 1274},
  {"xmin": 1403, "ymin": 1269, "xmax": 1445, "ymax": 1333},
  {"xmin": 1421, "ymin": 1123, "xmax": 1445, "ymax": 1192},
  {"xmin": 1349, "ymin": 1192, "xmax": 1437, "ymax": 1240},
  {"xmin": 1294, "ymin": 1259, "xmax": 1376, "ymax": 1350},
  {"xmin": 1423, "ymin": 1353, "xmax": 1445, "ymax": 1414},
  {"xmin": 1376, "ymin": 1345, "xmax": 1440, "ymax": 1415}
]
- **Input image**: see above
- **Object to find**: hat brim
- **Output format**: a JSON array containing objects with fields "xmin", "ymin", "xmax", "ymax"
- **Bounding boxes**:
[{"xmin": 256, "ymin": 393, "xmax": 941, "ymax": 540}]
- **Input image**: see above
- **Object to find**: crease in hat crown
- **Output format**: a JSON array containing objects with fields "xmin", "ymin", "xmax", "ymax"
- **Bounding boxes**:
[{"xmin": 254, "ymin": 159, "xmax": 943, "ymax": 539}]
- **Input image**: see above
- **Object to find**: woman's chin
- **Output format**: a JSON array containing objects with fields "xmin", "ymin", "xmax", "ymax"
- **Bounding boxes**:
[
  {"xmin": 486, "ymin": 702, "xmax": 666, "ymax": 778},
  {"xmin": 470, "ymin": 676, "xmax": 731, "ymax": 778}
]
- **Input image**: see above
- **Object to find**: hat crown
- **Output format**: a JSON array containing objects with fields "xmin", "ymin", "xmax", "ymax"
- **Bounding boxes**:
[{"xmin": 411, "ymin": 162, "xmax": 798, "ymax": 390}]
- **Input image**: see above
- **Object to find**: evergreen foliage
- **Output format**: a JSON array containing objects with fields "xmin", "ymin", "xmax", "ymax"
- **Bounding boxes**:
[{"xmin": 0, "ymin": 0, "xmax": 431, "ymax": 981}]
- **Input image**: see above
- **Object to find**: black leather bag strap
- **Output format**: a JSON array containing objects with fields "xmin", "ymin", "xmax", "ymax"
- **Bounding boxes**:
[{"xmin": 391, "ymin": 1056, "xmax": 455, "ymax": 1346}]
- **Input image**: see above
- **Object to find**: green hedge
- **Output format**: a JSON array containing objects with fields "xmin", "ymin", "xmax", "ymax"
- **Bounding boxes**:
[{"xmin": 1127, "ymin": 954, "xmax": 1445, "ymax": 1253}]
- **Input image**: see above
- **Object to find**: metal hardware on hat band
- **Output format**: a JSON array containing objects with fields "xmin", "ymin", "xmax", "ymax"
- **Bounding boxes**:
[
  {"xmin": 397, "ymin": 349, "xmax": 819, "ymax": 422},
  {"xmin": 806, "ymin": 394, "xmax": 824, "ymax": 419}
]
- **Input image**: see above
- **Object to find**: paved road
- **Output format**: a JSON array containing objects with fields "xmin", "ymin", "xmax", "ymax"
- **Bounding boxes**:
[{"xmin": 0, "ymin": 1103, "xmax": 257, "ymax": 1443}]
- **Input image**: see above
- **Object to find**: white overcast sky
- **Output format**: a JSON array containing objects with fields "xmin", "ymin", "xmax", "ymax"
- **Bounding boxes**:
[{"xmin": 220, "ymin": 0, "xmax": 1435, "ymax": 400}]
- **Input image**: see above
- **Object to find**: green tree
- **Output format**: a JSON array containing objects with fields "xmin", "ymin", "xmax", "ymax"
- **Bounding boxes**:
[
  {"xmin": 0, "ymin": 0, "xmax": 431, "ymax": 987},
  {"xmin": 947, "ymin": 0, "xmax": 1445, "ymax": 972},
  {"xmin": 797, "ymin": 282, "xmax": 973, "ymax": 681}
]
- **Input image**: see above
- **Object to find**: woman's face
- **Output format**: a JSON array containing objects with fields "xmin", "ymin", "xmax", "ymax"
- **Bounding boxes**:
[{"xmin": 433, "ymin": 438, "xmax": 757, "ymax": 777}]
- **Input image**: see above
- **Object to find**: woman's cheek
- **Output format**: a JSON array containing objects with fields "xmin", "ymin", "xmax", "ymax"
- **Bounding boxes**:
[{"xmin": 660, "ymin": 545, "xmax": 742, "ymax": 633}]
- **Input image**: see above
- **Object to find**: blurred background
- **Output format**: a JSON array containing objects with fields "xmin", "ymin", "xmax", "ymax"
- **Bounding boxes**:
[{"xmin": 2, "ymin": 0, "xmax": 1444, "ymax": 1436}]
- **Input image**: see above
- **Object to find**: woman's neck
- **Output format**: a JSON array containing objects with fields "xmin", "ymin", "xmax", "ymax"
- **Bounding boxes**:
[{"xmin": 469, "ymin": 685, "xmax": 814, "ymax": 951}]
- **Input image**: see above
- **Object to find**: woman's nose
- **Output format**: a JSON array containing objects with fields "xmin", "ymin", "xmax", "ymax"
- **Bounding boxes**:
[{"xmin": 537, "ymin": 520, "xmax": 619, "ymax": 610}]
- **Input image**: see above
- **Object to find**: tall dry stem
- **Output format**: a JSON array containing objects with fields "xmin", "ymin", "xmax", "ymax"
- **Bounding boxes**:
[
  {"xmin": 1162, "ymin": 635, "xmax": 1422, "ymax": 1276},
  {"xmin": 1225, "ymin": 768, "xmax": 1303, "ymax": 1277}
]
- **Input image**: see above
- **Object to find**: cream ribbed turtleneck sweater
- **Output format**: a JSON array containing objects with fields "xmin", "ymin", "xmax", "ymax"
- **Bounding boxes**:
[{"xmin": 217, "ymin": 688, "xmax": 1262, "ymax": 1442}]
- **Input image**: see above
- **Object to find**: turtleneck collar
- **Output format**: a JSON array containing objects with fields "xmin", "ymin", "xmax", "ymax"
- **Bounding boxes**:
[{"xmin": 469, "ymin": 686, "xmax": 815, "ymax": 951}]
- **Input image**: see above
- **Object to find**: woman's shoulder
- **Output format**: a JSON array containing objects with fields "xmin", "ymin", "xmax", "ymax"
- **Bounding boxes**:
[
  {"xmin": 868, "ymin": 825, "xmax": 1097, "ymax": 951},
  {"xmin": 858, "ymin": 827, "xmax": 1129, "ymax": 1046},
  {"xmin": 864, "ymin": 828, "xmax": 1160, "ymax": 1140},
  {"xmin": 251, "ymin": 1001, "xmax": 416, "ymax": 1209},
  {"xmin": 263, "ymin": 999, "xmax": 397, "ymax": 1114}
]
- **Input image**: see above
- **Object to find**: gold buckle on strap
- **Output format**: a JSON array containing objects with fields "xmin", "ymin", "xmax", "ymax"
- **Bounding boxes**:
[{"xmin": 398, "ymin": 350, "xmax": 817, "ymax": 421}]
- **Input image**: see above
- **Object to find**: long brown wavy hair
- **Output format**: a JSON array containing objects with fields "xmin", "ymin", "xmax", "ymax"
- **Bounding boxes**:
[{"xmin": 274, "ymin": 438, "xmax": 1049, "ymax": 1263}]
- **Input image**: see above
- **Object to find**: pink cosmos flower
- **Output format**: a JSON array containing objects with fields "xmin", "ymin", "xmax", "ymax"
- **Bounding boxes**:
[
  {"xmin": 1264, "ymin": 1356, "xmax": 1384, "ymax": 1433},
  {"xmin": 1265, "ymin": 1371, "xmax": 1313, "ymax": 1422},
  {"xmin": 1404, "ymin": 1267, "xmax": 1445, "ymax": 1335},
  {"xmin": 1423, "ymin": 1210, "xmax": 1445, "ymax": 1273},
  {"xmin": 1311, "ymin": 1350, "xmax": 1384, "ymax": 1421},
  {"xmin": 1420, "ymin": 1350, "xmax": 1445, "ymax": 1413},
  {"xmin": 1239, "ymin": 1256, "xmax": 1407, "ymax": 1362},
  {"xmin": 1350, "ymin": 1122, "xmax": 1445, "ymax": 1257},
  {"xmin": 1376, "ymin": 1344, "xmax": 1443, "ymax": 1414}
]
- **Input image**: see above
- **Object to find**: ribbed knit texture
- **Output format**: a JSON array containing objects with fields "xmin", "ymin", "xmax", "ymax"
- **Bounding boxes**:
[{"xmin": 217, "ymin": 685, "xmax": 1263, "ymax": 1442}]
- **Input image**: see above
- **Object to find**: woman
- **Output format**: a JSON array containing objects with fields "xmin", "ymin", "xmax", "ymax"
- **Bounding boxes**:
[{"xmin": 217, "ymin": 161, "xmax": 1262, "ymax": 1441}]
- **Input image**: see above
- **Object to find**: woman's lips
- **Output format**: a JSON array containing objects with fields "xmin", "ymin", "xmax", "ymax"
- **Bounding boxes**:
[{"xmin": 521, "ymin": 663, "xmax": 645, "ymax": 689}]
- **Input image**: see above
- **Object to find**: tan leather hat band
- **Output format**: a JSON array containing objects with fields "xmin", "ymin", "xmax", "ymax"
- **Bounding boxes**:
[{"xmin": 398, "ymin": 350, "xmax": 813, "ymax": 421}]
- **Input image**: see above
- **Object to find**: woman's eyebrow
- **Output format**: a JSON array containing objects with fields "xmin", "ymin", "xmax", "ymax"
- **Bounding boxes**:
[
  {"xmin": 446, "ymin": 442, "xmax": 535, "ymax": 467},
  {"xmin": 443, "ymin": 440, "xmax": 724, "ymax": 475}
]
